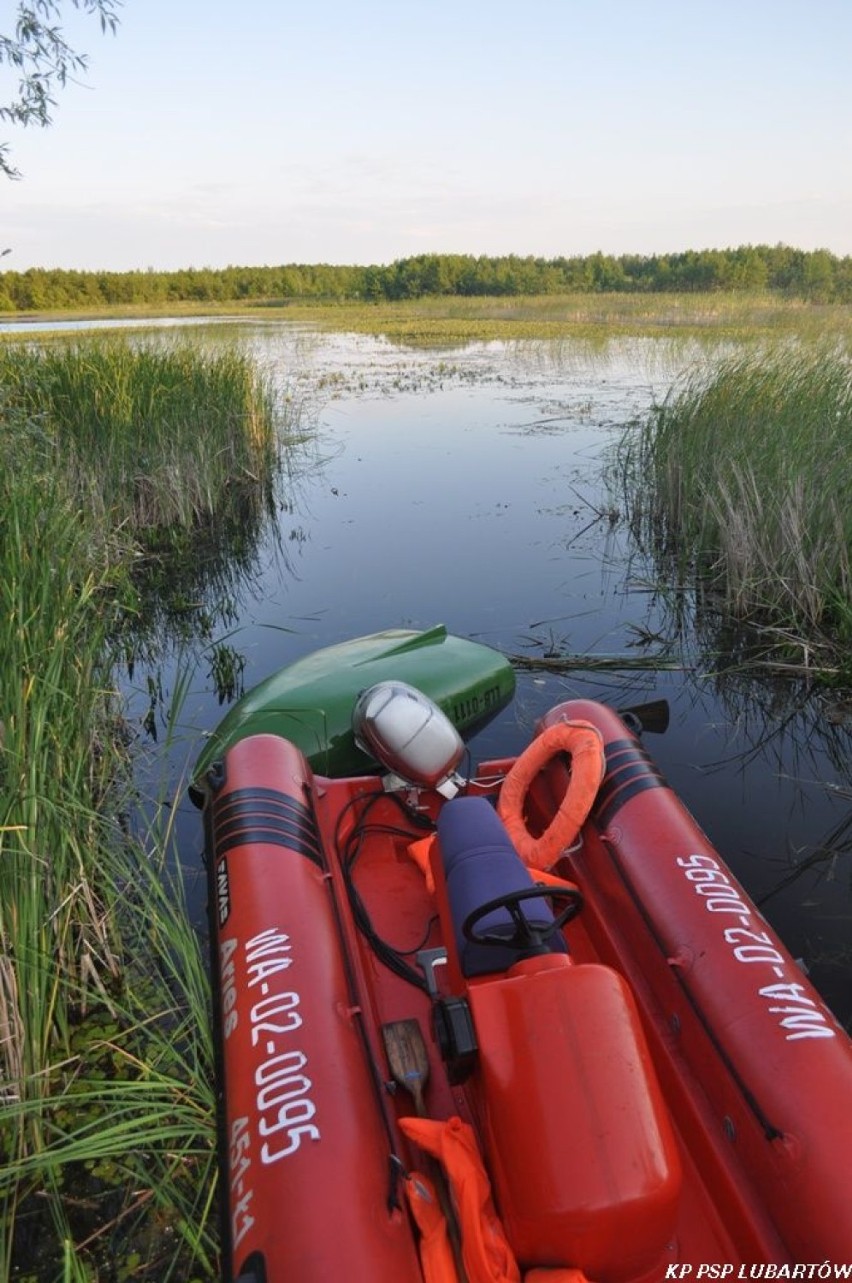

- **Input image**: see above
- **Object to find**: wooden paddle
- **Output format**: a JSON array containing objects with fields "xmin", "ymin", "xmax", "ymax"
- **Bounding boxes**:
[
  {"xmin": 384, "ymin": 1018, "xmax": 430, "ymax": 1114},
  {"xmin": 383, "ymin": 1019, "xmax": 468, "ymax": 1282}
]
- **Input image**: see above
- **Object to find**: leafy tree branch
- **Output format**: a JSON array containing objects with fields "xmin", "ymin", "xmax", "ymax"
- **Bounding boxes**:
[{"xmin": 0, "ymin": 0, "xmax": 121, "ymax": 178}]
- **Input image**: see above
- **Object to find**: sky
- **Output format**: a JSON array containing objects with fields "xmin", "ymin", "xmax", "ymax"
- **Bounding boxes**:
[{"xmin": 2, "ymin": 0, "xmax": 851, "ymax": 272}]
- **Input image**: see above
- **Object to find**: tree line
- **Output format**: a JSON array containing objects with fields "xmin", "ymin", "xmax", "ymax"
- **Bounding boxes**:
[{"xmin": 2, "ymin": 245, "xmax": 851, "ymax": 312}]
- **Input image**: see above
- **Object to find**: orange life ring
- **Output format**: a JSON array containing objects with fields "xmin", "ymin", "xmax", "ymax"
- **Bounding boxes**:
[{"xmin": 497, "ymin": 720, "xmax": 605, "ymax": 871}]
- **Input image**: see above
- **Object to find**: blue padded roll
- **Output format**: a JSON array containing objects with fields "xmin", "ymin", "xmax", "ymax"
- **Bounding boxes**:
[{"xmin": 437, "ymin": 795, "xmax": 566, "ymax": 977}]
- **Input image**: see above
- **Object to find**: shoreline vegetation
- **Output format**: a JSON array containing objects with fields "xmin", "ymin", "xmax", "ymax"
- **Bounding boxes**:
[
  {"xmin": 4, "ymin": 290, "xmax": 852, "ymax": 350},
  {"xmin": 0, "ymin": 341, "xmax": 281, "ymax": 1281},
  {"xmin": 617, "ymin": 344, "xmax": 852, "ymax": 680}
]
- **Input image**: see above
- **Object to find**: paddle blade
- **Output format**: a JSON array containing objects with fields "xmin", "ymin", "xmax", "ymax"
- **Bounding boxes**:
[
  {"xmin": 383, "ymin": 1019, "xmax": 430, "ymax": 1115},
  {"xmin": 619, "ymin": 698, "xmax": 670, "ymax": 735}
]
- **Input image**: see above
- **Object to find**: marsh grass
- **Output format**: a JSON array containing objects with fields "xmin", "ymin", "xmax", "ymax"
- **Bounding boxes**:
[
  {"xmin": 0, "ymin": 340, "xmax": 285, "ymax": 1276},
  {"xmin": 0, "ymin": 449, "xmax": 121, "ymax": 1087},
  {"xmin": 260, "ymin": 292, "xmax": 852, "ymax": 345},
  {"xmin": 1, "ymin": 841, "xmax": 217, "ymax": 1280},
  {"xmin": 620, "ymin": 345, "xmax": 852, "ymax": 671},
  {"xmin": 0, "ymin": 440, "xmax": 217, "ymax": 1278},
  {"xmin": 0, "ymin": 340, "xmax": 278, "ymax": 531},
  {"xmin": 9, "ymin": 292, "xmax": 852, "ymax": 346}
]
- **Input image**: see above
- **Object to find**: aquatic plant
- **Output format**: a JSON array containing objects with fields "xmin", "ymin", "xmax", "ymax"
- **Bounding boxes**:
[
  {"xmin": 0, "ymin": 339, "xmax": 279, "ymax": 531},
  {"xmin": 0, "ymin": 400, "xmax": 220, "ymax": 1278},
  {"xmin": 620, "ymin": 345, "xmax": 852, "ymax": 672},
  {"xmin": 5, "ymin": 291, "xmax": 851, "ymax": 347},
  {"xmin": 273, "ymin": 292, "xmax": 852, "ymax": 346}
]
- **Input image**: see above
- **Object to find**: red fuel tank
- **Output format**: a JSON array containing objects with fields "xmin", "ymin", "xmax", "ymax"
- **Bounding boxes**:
[{"xmin": 469, "ymin": 953, "xmax": 681, "ymax": 1280}]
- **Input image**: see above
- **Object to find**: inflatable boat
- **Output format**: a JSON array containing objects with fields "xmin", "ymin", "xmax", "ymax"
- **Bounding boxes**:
[{"xmin": 195, "ymin": 632, "xmax": 852, "ymax": 1283}]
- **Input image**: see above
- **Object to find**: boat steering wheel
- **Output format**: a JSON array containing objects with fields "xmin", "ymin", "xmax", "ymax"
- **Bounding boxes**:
[{"xmin": 461, "ymin": 884, "xmax": 584, "ymax": 953}]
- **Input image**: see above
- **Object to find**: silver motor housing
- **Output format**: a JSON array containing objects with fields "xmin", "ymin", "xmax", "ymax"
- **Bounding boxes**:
[{"xmin": 352, "ymin": 681, "xmax": 464, "ymax": 797}]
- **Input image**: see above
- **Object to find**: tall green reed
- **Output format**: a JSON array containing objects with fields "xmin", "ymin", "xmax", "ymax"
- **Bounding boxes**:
[
  {"xmin": 621, "ymin": 345, "xmax": 852, "ymax": 659},
  {"xmin": 0, "ymin": 423, "xmax": 121, "ymax": 1275},
  {"xmin": 0, "ymin": 339, "xmax": 278, "ymax": 530},
  {"xmin": 0, "ymin": 436, "xmax": 120, "ymax": 1078},
  {"xmin": 0, "ymin": 335, "xmax": 285, "ymax": 1276}
]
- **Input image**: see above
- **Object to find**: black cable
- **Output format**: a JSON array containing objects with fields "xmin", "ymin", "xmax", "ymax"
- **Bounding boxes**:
[{"xmin": 335, "ymin": 787, "xmax": 436, "ymax": 993}]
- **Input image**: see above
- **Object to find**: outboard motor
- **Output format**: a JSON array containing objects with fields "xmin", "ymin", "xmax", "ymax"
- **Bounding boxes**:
[{"xmin": 353, "ymin": 681, "xmax": 465, "ymax": 797}]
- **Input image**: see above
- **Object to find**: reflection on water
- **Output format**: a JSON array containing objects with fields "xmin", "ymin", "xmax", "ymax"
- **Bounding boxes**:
[
  {"xmin": 0, "ymin": 314, "xmax": 248, "ymax": 335},
  {"xmin": 108, "ymin": 322, "xmax": 851, "ymax": 1030}
]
